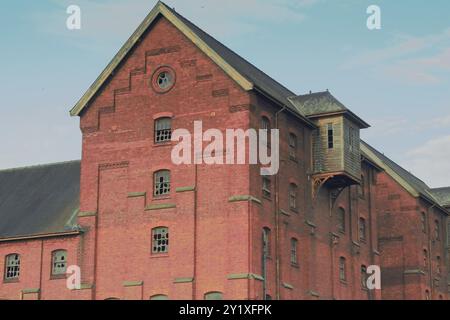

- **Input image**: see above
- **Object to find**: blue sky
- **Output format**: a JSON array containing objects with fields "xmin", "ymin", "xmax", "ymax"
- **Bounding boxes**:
[{"xmin": 0, "ymin": 0, "xmax": 449, "ymax": 187}]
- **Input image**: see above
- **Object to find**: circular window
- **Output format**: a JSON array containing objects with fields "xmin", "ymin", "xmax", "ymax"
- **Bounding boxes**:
[{"xmin": 151, "ymin": 67, "xmax": 176, "ymax": 93}]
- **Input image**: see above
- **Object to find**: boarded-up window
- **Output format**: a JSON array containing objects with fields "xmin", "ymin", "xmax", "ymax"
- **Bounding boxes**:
[
  {"xmin": 52, "ymin": 250, "xmax": 67, "ymax": 275},
  {"xmin": 4, "ymin": 254, "xmax": 20, "ymax": 280}
]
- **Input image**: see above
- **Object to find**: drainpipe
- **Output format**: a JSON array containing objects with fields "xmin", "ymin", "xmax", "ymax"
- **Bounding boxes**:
[
  {"xmin": 427, "ymin": 203, "xmax": 437, "ymax": 297},
  {"xmin": 274, "ymin": 106, "xmax": 287, "ymax": 300},
  {"xmin": 367, "ymin": 170, "xmax": 375, "ymax": 300},
  {"xmin": 193, "ymin": 163, "xmax": 198, "ymax": 300}
]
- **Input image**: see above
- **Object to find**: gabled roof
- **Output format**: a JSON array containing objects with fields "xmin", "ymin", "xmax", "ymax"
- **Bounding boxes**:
[
  {"xmin": 0, "ymin": 161, "xmax": 81, "ymax": 239},
  {"xmin": 430, "ymin": 187, "xmax": 450, "ymax": 208},
  {"xmin": 288, "ymin": 91, "xmax": 370, "ymax": 128},
  {"xmin": 360, "ymin": 141, "xmax": 448, "ymax": 214},
  {"xmin": 69, "ymin": 1, "xmax": 314, "ymax": 127}
]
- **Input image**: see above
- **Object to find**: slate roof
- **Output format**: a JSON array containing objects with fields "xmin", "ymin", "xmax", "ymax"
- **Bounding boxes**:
[
  {"xmin": 288, "ymin": 91, "xmax": 370, "ymax": 128},
  {"xmin": 430, "ymin": 187, "xmax": 450, "ymax": 208},
  {"xmin": 361, "ymin": 141, "xmax": 448, "ymax": 213},
  {"xmin": 0, "ymin": 161, "xmax": 81, "ymax": 239},
  {"xmin": 164, "ymin": 4, "xmax": 304, "ymax": 117}
]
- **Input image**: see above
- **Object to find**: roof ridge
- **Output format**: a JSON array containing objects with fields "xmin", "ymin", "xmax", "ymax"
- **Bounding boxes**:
[
  {"xmin": 162, "ymin": 3, "xmax": 297, "ymax": 97},
  {"xmin": 430, "ymin": 187, "xmax": 450, "ymax": 191},
  {"xmin": 0, "ymin": 160, "xmax": 81, "ymax": 173},
  {"xmin": 365, "ymin": 143, "xmax": 429, "ymax": 187}
]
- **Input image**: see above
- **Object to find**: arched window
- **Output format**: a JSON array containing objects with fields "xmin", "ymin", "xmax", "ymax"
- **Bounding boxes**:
[
  {"xmin": 154, "ymin": 170, "xmax": 171, "ymax": 196},
  {"xmin": 425, "ymin": 290, "xmax": 431, "ymax": 300},
  {"xmin": 4, "ymin": 254, "xmax": 20, "ymax": 281},
  {"xmin": 152, "ymin": 227, "xmax": 169, "ymax": 254},
  {"xmin": 359, "ymin": 175, "xmax": 365, "ymax": 198},
  {"xmin": 150, "ymin": 294, "xmax": 169, "ymax": 300},
  {"xmin": 51, "ymin": 250, "xmax": 67, "ymax": 276},
  {"xmin": 359, "ymin": 218, "xmax": 366, "ymax": 242},
  {"xmin": 261, "ymin": 116, "xmax": 270, "ymax": 130},
  {"xmin": 339, "ymin": 257, "xmax": 347, "ymax": 281},
  {"xmin": 420, "ymin": 212, "xmax": 427, "ymax": 233},
  {"xmin": 204, "ymin": 291, "xmax": 223, "ymax": 300},
  {"xmin": 423, "ymin": 249, "xmax": 428, "ymax": 268},
  {"xmin": 361, "ymin": 265, "xmax": 367, "ymax": 289},
  {"xmin": 434, "ymin": 220, "xmax": 440, "ymax": 241},
  {"xmin": 262, "ymin": 227, "xmax": 271, "ymax": 257},
  {"xmin": 261, "ymin": 116, "xmax": 271, "ymax": 147},
  {"xmin": 290, "ymin": 238, "xmax": 298, "ymax": 265},
  {"xmin": 337, "ymin": 208, "xmax": 346, "ymax": 233},
  {"xmin": 155, "ymin": 117, "xmax": 172, "ymax": 143},
  {"xmin": 262, "ymin": 176, "xmax": 271, "ymax": 198},
  {"xmin": 289, "ymin": 183, "xmax": 298, "ymax": 211},
  {"xmin": 327, "ymin": 123, "xmax": 334, "ymax": 149},
  {"xmin": 288, "ymin": 133, "xmax": 297, "ymax": 160}
]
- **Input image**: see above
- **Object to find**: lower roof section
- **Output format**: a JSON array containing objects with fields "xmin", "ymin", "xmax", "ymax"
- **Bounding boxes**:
[{"xmin": 0, "ymin": 160, "xmax": 80, "ymax": 239}]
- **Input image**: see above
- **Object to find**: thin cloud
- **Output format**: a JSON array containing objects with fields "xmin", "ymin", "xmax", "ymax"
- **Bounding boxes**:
[
  {"xmin": 30, "ymin": 0, "xmax": 316, "ymax": 45},
  {"xmin": 402, "ymin": 135, "xmax": 450, "ymax": 187},
  {"xmin": 341, "ymin": 28, "xmax": 450, "ymax": 70},
  {"xmin": 382, "ymin": 47, "xmax": 450, "ymax": 85}
]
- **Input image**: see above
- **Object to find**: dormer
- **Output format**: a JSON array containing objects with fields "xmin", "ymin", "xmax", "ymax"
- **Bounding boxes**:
[{"xmin": 289, "ymin": 91, "xmax": 370, "ymax": 196}]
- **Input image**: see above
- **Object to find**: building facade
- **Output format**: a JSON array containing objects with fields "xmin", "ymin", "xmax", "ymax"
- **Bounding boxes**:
[{"xmin": 0, "ymin": 2, "xmax": 448, "ymax": 300}]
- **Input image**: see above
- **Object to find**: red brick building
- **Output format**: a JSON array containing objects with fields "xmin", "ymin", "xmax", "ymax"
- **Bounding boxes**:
[{"xmin": 0, "ymin": 2, "xmax": 448, "ymax": 300}]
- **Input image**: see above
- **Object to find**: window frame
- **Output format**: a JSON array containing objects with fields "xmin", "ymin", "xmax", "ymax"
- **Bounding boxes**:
[
  {"xmin": 4, "ymin": 254, "xmax": 20, "ymax": 282},
  {"xmin": 337, "ymin": 208, "xmax": 346, "ymax": 234},
  {"xmin": 261, "ymin": 116, "xmax": 271, "ymax": 148},
  {"xmin": 359, "ymin": 217, "xmax": 367, "ymax": 242},
  {"xmin": 154, "ymin": 170, "xmax": 171, "ymax": 197},
  {"xmin": 290, "ymin": 238, "xmax": 298, "ymax": 266},
  {"xmin": 361, "ymin": 265, "xmax": 368, "ymax": 289},
  {"xmin": 434, "ymin": 220, "xmax": 440, "ymax": 241},
  {"xmin": 204, "ymin": 291, "xmax": 223, "ymax": 300},
  {"xmin": 263, "ymin": 227, "xmax": 271, "ymax": 258},
  {"xmin": 421, "ymin": 212, "xmax": 427, "ymax": 234},
  {"xmin": 289, "ymin": 183, "xmax": 298, "ymax": 211},
  {"xmin": 339, "ymin": 257, "xmax": 347, "ymax": 282},
  {"xmin": 327, "ymin": 123, "xmax": 334, "ymax": 149},
  {"xmin": 51, "ymin": 249, "xmax": 68, "ymax": 277},
  {"xmin": 154, "ymin": 117, "xmax": 172, "ymax": 144},
  {"xmin": 262, "ymin": 177, "xmax": 271, "ymax": 199},
  {"xmin": 151, "ymin": 227, "xmax": 169, "ymax": 255},
  {"xmin": 288, "ymin": 133, "xmax": 297, "ymax": 161}
]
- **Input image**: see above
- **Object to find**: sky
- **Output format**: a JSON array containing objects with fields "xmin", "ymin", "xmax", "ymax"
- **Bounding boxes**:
[{"xmin": 0, "ymin": 0, "xmax": 449, "ymax": 187}]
